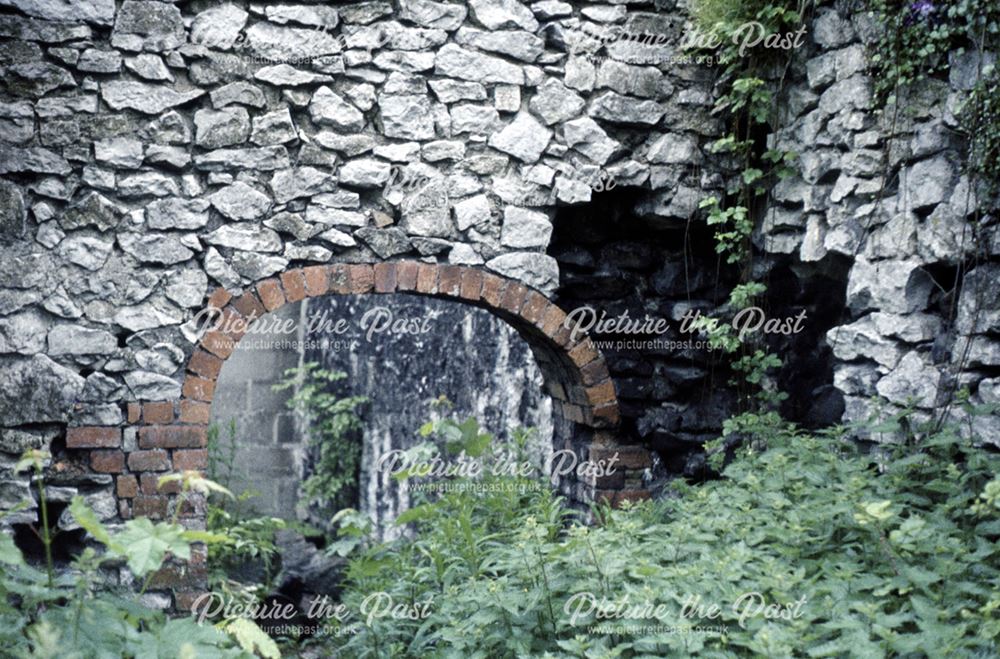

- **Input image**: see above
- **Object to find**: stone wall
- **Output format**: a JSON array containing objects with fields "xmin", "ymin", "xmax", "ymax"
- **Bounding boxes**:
[{"xmin": 0, "ymin": 0, "xmax": 997, "ymax": 608}]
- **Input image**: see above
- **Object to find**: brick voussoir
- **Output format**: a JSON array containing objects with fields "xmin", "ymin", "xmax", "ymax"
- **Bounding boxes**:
[
  {"xmin": 280, "ymin": 269, "xmax": 307, "ymax": 302},
  {"xmin": 328, "ymin": 263, "xmax": 351, "ymax": 294},
  {"xmin": 459, "ymin": 268, "xmax": 483, "ymax": 301},
  {"xmin": 182, "ymin": 375, "xmax": 215, "ymax": 402},
  {"xmin": 348, "ymin": 264, "xmax": 374, "ymax": 293},
  {"xmin": 256, "ymin": 278, "xmax": 286, "ymax": 311},
  {"xmin": 187, "ymin": 349, "xmax": 223, "ymax": 380},
  {"xmin": 373, "ymin": 262, "xmax": 398, "ymax": 293},
  {"xmin": 438, "ymin": 265, "xmax": 463, "ymax": 297},
  {"xmin": 415, "ymin": 263, "xmax": 438, "ymax": 294},
  {"xmin": 303, "ymin": 264, "xmax": 330, "ymax": 297},
  {"xmin": 396, "ymin": 261, "xmax": 420, "ymax": 291}
]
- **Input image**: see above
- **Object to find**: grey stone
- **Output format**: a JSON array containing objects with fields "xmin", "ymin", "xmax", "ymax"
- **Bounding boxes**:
[
  {"xmin": 119, "ymin": 232, "xmax": 194, "ymax": 265},
  {"xmin": 284, "ymin": 243, "xmax": 333, "ymax": 262},
  {"xmin": 231, "ymin": 251, "xmax": 289, "ymax": 280},
  {"xmin": 494, "ymin": 84, "xmax": 520, "ymax": 112},
  {"xmin": 955, "ymin": 264, "xmax": 1000, "ymax": 336},
  {"xmin": 0, "ymin": 147, "xmax": 71, "ymax": 176},
  {"xmin": 312, "ymin": 131, "xmax": 376, "ymax": 156},
  {"xmin": 486, "ymin": 252, "xmax": 559, "ymax": 291},
  {"xmin": 307, "ymin": 205, "xmax": 367, "ymax": 226},
  {"xmin": 904, "ymin": 155, "xmax": 957, "ymax": 210},
  {"xmin": 190, "ymin": 4, "xmax": 249, "ymax": 50},
  {"xmin": 47, "ymin": 324, "xmax": 116, "ymax": 356},
  {"xmin": 266, "ymin": 212, "xmax": 321, "ymax": 241},
  {"xmin": 205, "ymin": 224, "xmax": 283, "ymax": 253},
  {"xmin": 209, "ymin": 181, "xmax": 273, "ymax": 221},
  {"xmin": 373, "ymin": 142, "xmax": 420, "ymax": 162},
  {"xmin": 876, "ymin": 351, "xmax": 941, "ymax": 408},
  {"xmin": 58, "ymin": 192, "xmax": 123, "ymax": 232},
  {"xmin": 435, "ymin": 44, "xmax": 524, "ymax": 84},
  {"xmin": 102, "ymin": 81, "xmax": 205, "ymax": 115},
  {"xmin": 827, "ymin": 314, "xmax": 904, "ymax": 369},
  {"xmin": 255, "ymin": 64, "xmax": 333, "ymax": 87},
  {"xmin": 310, "ymin": 86, "xmax": 365, "ymax": 131},
  {"xmin": 117, "ymin": 171, "xmax": 180, "ymax": 198},
  {"xmin": 450, "ymin": 104, "xmax": 500, "ymax": 135},
  {"xmin": 58, "ymin": 232, "xmax": 113, "ymax": 271},
  {"xmin": 246, "ymin": 22, "xmax": 341, "ymax": 62},
  {"xmin": 125, "ymin": 53, "xmax": 173, "ymax": 81},
  {"xmin": 563, "ymin": 117, "xmax": 620, "ymax": 165},
  {"xmin": 531, "ymin": 0, "xmax": 573, "ymax": 19},
  {"xmin": 488, "ymin": 112, "xmax": 552, "ymax": 163},
  {"xmin": 813, "ymin": 8, "xmax": 855, "ymax": 49},
  {"xmin": 165, "ymin": 268, "xmax": 208, "ymax": 308},
  {"xmin": 501, "ymin": 207, "xmax": 551, "ymax": 248},
  {"xmin": 114, "ymin": 301, "xmax": 182, "ymax": 332},
  {"xmin": 211, "ymin": 81, "xmax": 267, "ymax": 109},
  {"xmin": 270, "ymin": 167, "xmax": 337, "ymax": 203},
  {"xmin": 203, "ymin": 247, "xmax": 241, "ymax": 289},
  {"xmin": 339, "ymin": 1, "xmax": 393, "ymax": 24},
  {"xmin": 266, "ymin": 5, "xmax": 339, "ymax": 28},
  {"xmin": 194, "ymin": 146, "xmax": 291, "ymax": 171},
  {"xmin": 453, "ymin": 194, "xmax": 492, "ymax": 231},
  {"xmin": 195, "ymin": 107, "xmax": 251, "ymax": 148},
  {"xmin": 455, "ymin": 26, "xmax": 543, "ymax": 62},
  {"xmin": 565, "ymin": 56, "xmax": 596, "ymax": 92},
  {"xmin": 355, "ymin": 226, "xmax": 413, "ymax": 257},
  {"xmin": 348, "ymin": 21, "xmax": 445, "ymax": 51},
  {"xmin": 372, "ymin": 50, "xmax": 437, "ymax": 73},
  {"xmin": 423, "ymin": 140, "xmax": 466, "ymax": 162},
  {"xmin": 145, "ymin": 198, "xmax": 209, "ymax": 231},
  {"xmin": 0, "ymin": 0, "xmax": 114, "ymax": 25},
  {"xmin": 470, "ymin": 0, "xmax": 538, "ymax": 31},
  {"xmin": 0, "ymin": 179, "xmax": 26, "ymax": 240},
  {"xmin": 0, "ymin": 354, "xmax": 84, "ymax": 425},
  {"xmin": 846, "ymin": 257, "xmax": 933, "ymax": 315},
  {"xmin": 0, "ymin": 309, "xmax": 47, "ymax": 355},
  {"xmin": 78, "ymin": 49, "xmax": 121, "ymax": 73},
  {"xmin": 145, "ymin": 145, "xmax": 191, "ymax": 169},
  {"xmin": 317, "ymin": 227, "xmax": 357, "ymax": 247},
  {"xmin": 529, "ymin": 78, "xmax": 585, "ymax": 125},
  {"xmin": 3, "ymin": 61, "xmax": 75, "ymax": 97},
  {"xmin": 94, "ymin": 136, "xmax": 144, "ymax": 169},
  {"xmin": 0, "ymin": 15, "xmax": 92, "ymax": 42},
  {"xmin": 399, "ymin": 0, "xmax": 467, "ymax": 30},
  {"xmin": 124, "ymin": 370, "xmax": 182, "ymax": 401},
  {"xmin": 596, "ymin": 60, "xmax": 664, "ymax": 99},
  {"xmin": 40, "ymin": 287, "xmax": 80, "ymax": 319},
  {"xmin": 817, "ymin": 75, "xmax": 871, "ymax": 115},
  {"xmin": 647, "ymin": 132, "xmax": 701, "ymax": 164},
  {"xmin": 339, "ymin": 158, "xmax": 392, "ymax": 187},
  {"xmin": 112, "ymin": 0, "xmax": 185, "ymax": 52},
  {"xmin": 378, "ymin": 94, "xmax": 435, "ymax": 139},
  {"xmin": 147, "ymin": 111, "xmax": 192, "ymax": 144},
  {"xmin": 429, "ymin": 79, "xmax": 487, "ymax": 103},
  {"xmin": 588, "ymin": 91, "xmax": 664, "ymax": 125}
]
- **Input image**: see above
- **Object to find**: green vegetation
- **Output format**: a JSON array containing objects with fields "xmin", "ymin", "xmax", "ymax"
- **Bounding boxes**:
[{"xmin": 309, "ymin": 408, "xmax": 999, "ymax": 658}]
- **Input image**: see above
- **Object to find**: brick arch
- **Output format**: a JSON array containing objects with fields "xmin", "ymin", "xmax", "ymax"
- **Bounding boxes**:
[{"xmin": 107, "ymin": 261, "xmax": 650, "ymax": 608}]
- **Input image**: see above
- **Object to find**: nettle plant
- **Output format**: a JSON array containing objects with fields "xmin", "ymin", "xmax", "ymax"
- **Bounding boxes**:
[
  {"xmin": 0, "ymin": 451, "xmax": 279, "ymax": 658},
  {"xmin": 304, "ymin": 409, "xmax": 999, "ymax": 658}
]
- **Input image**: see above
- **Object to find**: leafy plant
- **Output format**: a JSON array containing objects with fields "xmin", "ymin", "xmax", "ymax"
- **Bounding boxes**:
[{"xmin": 273, "ymin": 363, "xmax": 367, "ymax": 521}]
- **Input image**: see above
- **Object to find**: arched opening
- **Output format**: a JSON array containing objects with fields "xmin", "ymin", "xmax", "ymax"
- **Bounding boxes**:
[{"xmin": 116, "ymin": 262, "xmax": 649, "ymax": 609}]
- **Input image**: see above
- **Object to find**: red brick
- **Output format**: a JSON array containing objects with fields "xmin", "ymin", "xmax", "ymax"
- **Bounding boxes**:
[
  {"xmin": 459, "ymin": 269, "xmax": 483, "ymax": 301},
  {"xmin": 569, "ymin": 339, "xmax": 599, "ymax": 368},
  {"xmin": 280, "ymin": 269, "xmax": 307, "ymax": 302},
  {"xmin": 141, "ymin": 402, "xmax": 174, "ymax": 425},
  {"xmin": 128, "ymin": 449, "xmax": 170, "ymax": 472},
  {"xmin": 200, "ymin": 330, "xmax": 235, "ymax": 360},
  {"xmin": 182, "ymin": 376, "xmax": 215, "ymax": 402},
  {"xmin": 127, "ymin": 402, "xmax": 141, "ymax": 424},
  {"xmin": 415, "ymin": 263, "xmax": 438, "ymax": 294},
  {"xmin": 67, "ymin": 426, "xmax": 121, "ymax": 449},
  {"xmin": 132, "ymin": 495, "xmax": 169, "ymax": 519},
  {"xmin": 91, "ymin": 450, "xmax": 125, "ymax": 473},
  {"xmin": 187, "ymin": 350, "xmax": 223, "ymax": 380},
  {"xmin": 593, "ymin": 402, "xmax": 621, "ymax": 427},
  {"xmin": 141, "ymin": 472, "xmax": 181, "ymax": 495},
  {"xmin": 230, "ymin": 292, "xmax": 265, "ymax": 323},
  {"xmin": 256, "ymin": 278, "xmax": 285, "ymax": 311},
  {"xmin": 116, "ymin": 474, "xmax": 138, "ymax": 498},
  {"xmin": 348, "ymin": 264, "xmax": 374, "ymax": 293},
  {"xmin": 480, "ymin": 274, "xmax": 506, "ymax": 307},
  {"xmin": 207, "ymin": 288, "xmax": 232, "ymax": 311},
  {"xmin": 303, "ymin": 265, "xmax": 330, "ymax": 297},
  {"xmin": 218, "ymin": 307, "xmax": 248, "ymax": 343},
  {"xmin": 179, "ymin": 400, "xmax": 211, "ymax": 425},
  {"xmin": 328, "ymin": 264, "xmax": 351, "ymax": 294},
  {"xmin": 438, "ymin": 265, "xmax": 462, "ymax": 297},
  {"xmin": 173, "ymin": 449, "xmax": 208, "ymax": 471},
  {"xmin": 396, "ymin": 261, "xmax": 419, "ymax": 291},
  {"xmin": 540, "ymin": 304, "xmax": 569, "ymax": 338},
  {"xmin": 373, "ymin": 262, "xmax": 397, "ymax": 293},
  {"xmin": 499, "ymin": 283, "xmax": 527, "ymax": 314},
  {"xmin": 139, "ymin": 426, "xmax": 207, "ymax": 449},
  {"xmin": 581, "ymin": 358, "xmax": 610, "ymax": 387},
  {"xmin": 520, "ymin": 292, "xmax": 549, "ymax": 325}
]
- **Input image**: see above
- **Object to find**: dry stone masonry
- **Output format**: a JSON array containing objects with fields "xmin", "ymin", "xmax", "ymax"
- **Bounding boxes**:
[{"xmin": 0, "ymin": 0, "xmax": 996, "ymax": 607}]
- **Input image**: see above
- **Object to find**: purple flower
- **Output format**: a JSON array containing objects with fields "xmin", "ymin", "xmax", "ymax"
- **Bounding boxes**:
[{"xmin": 905, "ymin": 0, "xmax": 937, "ymax": 25}]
